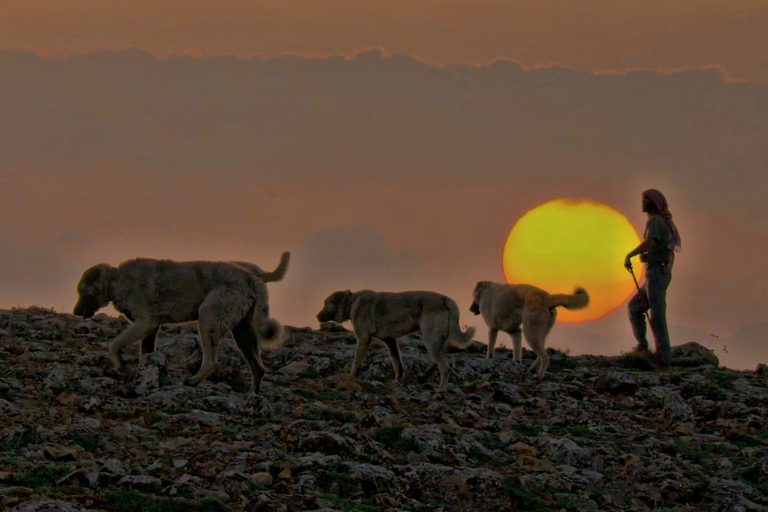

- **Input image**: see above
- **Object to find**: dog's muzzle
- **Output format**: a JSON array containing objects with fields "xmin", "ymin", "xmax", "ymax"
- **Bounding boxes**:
[
  {"xmin": 469, "ymin": 301, "xmax": 480, "ymax": 315},
  {"xmin": 73, "ymin": 299, "xmax": 96, "ymax": 319}
]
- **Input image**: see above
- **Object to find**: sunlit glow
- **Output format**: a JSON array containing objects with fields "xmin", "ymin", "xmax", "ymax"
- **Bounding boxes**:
[{"xmin": 502, "ymin": 198, "xmax": 643, "ymax": 323}]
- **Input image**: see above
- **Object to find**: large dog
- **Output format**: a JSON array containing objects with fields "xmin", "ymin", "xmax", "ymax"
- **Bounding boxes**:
[
  {"xmin": 73, "ymin": 252, "xmax": 290, "ymax": 394},
  {"xmin": 470, "ymin": 281, "xmax": 589, "ymax": 378},
  {"xmin": 316, "ymin": 290, "xmax": 476, "ymax": 389}
]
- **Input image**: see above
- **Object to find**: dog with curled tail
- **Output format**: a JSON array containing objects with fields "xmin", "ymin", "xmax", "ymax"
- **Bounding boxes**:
[
  {"xmin": 470, "ymin": 281, "xmax": 589, "ymax": 378},
  {"xmin": 73, "ymin": 253, "xmax": 289, "ymax": 394},
  {"xmin": 317, "ymin": 289, "xmax": 476, "ymax": 389}
]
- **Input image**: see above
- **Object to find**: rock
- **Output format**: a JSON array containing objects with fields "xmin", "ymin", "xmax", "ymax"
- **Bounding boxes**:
[
  {"xmin": 594, "ymin": 372, "xmax": 639, "ymax": 394},
  {"xmin": 319, "ymin": 322, "xmax": 348, "ymax": 333},
  {"xmin": 118, "ymin": 475, "xmax": 162, "ymax": 491},
  {"xmin": 297, "ymin": 432, "xmax": 360, "ymax": 457},
  {"xmin": 660, "ymin": 390, "xmax": 694, "ymax": 427},
  {"xmin": 43, "ymin": 446, "xmax": 80, "ymax": 462},
  {"xmin": 672, "ymin": 342, "xmax": 719, "ymax": 367},
  {"xmin": 249, "ymin": 472, "xmax": 273, "ymax": 486},
  {"xmin": 506, "ymin": 442, "xmax": 537, "ymax": 456},
  {"xmin": 134, "ymin": 351, "xmax": 169, "ymax": 395},
  {"xmin": 492, "ymin": 383, "xmax": 526, "ymax": 406},
  {"xmin": 535, "ymin": 436, "xmax": 590, "ymax": 467},
  {"xmin": 12, "ymin": 500, "xmax": 88, "ymax": 512},
  {"xmin": 278, "ymin": 361, "xmax": 313, "ymax": 376}
]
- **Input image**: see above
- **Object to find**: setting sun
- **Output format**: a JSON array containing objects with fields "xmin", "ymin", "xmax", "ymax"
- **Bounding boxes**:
[{"xmin": 502, "ymin": 199, "xmax": 643, "ymax": 323}]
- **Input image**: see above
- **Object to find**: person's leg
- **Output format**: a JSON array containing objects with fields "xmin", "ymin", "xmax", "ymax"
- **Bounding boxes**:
[
  {"xmin": 628, "ymin": 288, "xmax": 650, "ymax": 350},
  {"xmin": 647, "ymin": 265, "xmax": 673, "ymax": 365}
]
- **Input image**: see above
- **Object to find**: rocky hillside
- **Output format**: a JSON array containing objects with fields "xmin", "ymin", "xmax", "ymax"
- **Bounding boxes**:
[{"xmin": 1, "ymin": 307, "xmax": 767, "ymax": 511}]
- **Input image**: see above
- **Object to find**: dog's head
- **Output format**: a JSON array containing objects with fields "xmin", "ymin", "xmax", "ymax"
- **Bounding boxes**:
[
  {"xmin": 73, "ymin": 263, "xmax": 114, "ymax": 319},
  {"xmin": 316, "ymin": 290, "xmax": 353, "ymax": 324},
  {"xmin": 469, "ymin": 281, "xmax": 492, "ymax": 315}
]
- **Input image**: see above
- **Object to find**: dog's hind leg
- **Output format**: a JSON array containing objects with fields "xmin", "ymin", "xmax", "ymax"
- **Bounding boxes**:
[
  {"xmin": 110, "ymin": 320, "xmax": 158, "ymax": 375},
  {"xmin": 140, "ymin": 327, "xmax": 159, "ymax": 355},
  {"xmin": 232, "ymin": 318, "xmax": 266, "ymax": 394},
  {"xmin": 186, "ymin": 289, "xmax": 249, "ymax": 387},
  {"xmin": 421, "ymin": 319, "xmax": 452, "ymax": 389},
  {"xmin": 380, "ymin": 337, "xmax": 405, "ymax": 382},
  {"xmin": 523, "ymin": 309, "xmax": 553, "ymax": 378},
  {"xmin": 487, "ymin": 328, "xmax": 499, "ymax": 359},
  {"xmin": 508, "ymin": 329, "xmax": 523, "ymax": 362}
]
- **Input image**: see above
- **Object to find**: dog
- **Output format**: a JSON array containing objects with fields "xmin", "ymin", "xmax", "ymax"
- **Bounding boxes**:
[
  {"xmin": 316, "ymin": 289, "xmax": 476, "ymax": 389},
  {"xmin": 470, "ymin": 281, "xmax": 589, "ymax": 378},
  {"xmin": 73, "ymin": 253, "xmax": 289, "ymax": 394},
  {"xmin": 132, "ymin": 251, "xmax": 290, "ymax": 355}
]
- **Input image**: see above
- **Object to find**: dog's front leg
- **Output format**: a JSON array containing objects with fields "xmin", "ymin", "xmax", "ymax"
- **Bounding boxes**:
[
  {"xmin": 380, "ymin": 337, "xmax": 405, "ymax": 382},
  {"xmin": 510, "ymin": 330, "xmax": 523, "ymax": 362},
  {"xmin": 109, "ymin": 321, "xmax": 156, "ymax": 376},
  {"xmin": 487, "ymin": 328, "xmax": 499, "ymax": 359},
  {"xmin": 350, "ymin": 331, "xmax": 372, "ymax": 378}
]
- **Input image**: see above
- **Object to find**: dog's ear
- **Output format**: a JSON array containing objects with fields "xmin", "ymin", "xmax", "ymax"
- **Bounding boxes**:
[
  {"xmin": 339, "ymin": 290, "xmax": 353, "ymax": 317},
  {"xmin": 79, "ymin": 264, "xmax": 109, "ymax": 290},
  {"xmin": 473, "ymin": 281, "xmax": 490, "ymax": 299}
]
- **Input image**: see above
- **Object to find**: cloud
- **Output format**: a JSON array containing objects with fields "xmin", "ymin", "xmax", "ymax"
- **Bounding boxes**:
[{"xmin": 1, "ymin": 49, "xmax": 765, "ymax": 203}]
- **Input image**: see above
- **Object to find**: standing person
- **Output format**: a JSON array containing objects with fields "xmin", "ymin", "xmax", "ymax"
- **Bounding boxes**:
[{"xmin": 624, "ymin": 189, "xmax": 682, "ymax": 366}]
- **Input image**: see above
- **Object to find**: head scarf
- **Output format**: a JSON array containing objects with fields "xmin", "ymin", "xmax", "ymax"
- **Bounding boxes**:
[{"xmin": 642, "ymin": 189, "xmax": 682, "ymax": 261}]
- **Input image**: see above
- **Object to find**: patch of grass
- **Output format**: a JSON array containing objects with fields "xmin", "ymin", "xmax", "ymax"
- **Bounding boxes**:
[
  {"xmin": 316, "ymin": 463, "xmax": 356, "ymax": 498},
  {"xmin": 5, "ymin": 426, "xmax": 36, "ymax": 450},
  {"xmin": 293, "ymin": 389, "xmax": 318, "ymax": 400},
  {"xmin": 318, "ymin": 389, "xmax": 349, "ymax": 401},
  {"xmin": 478, "ymin": 432, "xmax": 505, "ymax": 451},
  {"xmin": 566, "ymin": 425, "xmax": 595, "ymax": 439},
  {"xmin": 102, "ymin": 408, "xmax": 132, "ymax": 420},
  {"xmin": 162, "ymin": 405, "xmax": 191, "ymax": 415},
  {"xmin": 300, "ymin": 406, "xmax": 357, "ymax": 423},
  {"xmin": 25, "ymin": 464, "xmax": 72, "ymax": 487},
  {"xmin": 73, "ymin": 434, "xmax": 102, "ymax": 453},
  {"xmin": 665, "ymin": 439, "xmax": 734, "ymax": 464},
  {"xmin": 511, "ymin": 423, "xmax": 540, "ymax": 437},
  {"xmin": 742, "ymin": 464, "xmax": 768, "ymax": 497},
  {"xmin": 373, "ymin": 426, "xmax": 422, "ymax": 453},
  {"xmin": 726, "ymin": 432, "xmax": 765, "ymax": 448},
  {"xmin": 553, "ymin": 492, "xmax": 581, "ymax": 511},
  {"xmin": 101, "ymin": 490, "xmax": 229, "ymax": 512},
  {"xmin": 245, "ymin": 481, "xmax": 271, "ymax": 493},
  {"xmin": 614, "ymin": 352, "xmax": 656, "ymax": 371},
  {"xmin": 467, "ymin": 445, "xmax": 493, "ymax": 462},
  {"xmin": 500, "ymin": 476, "xmax": 546, "ymax": 510},
  {"xmin": 319, "ymin": 494, "xmax": 380, "ymax": 512},
  {"xmin": 709, "ymin": 370, "xmax": 740, "ymax": 390}
]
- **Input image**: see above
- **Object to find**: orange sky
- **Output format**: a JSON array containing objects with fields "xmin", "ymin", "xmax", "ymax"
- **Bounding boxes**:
[
  {"xmin": 1, "ymin": 2, "xmax": 767, "ymax": 370},
  {"xmin": 2, "ymin": 0, "xmax": 767, "ymax": 82}
]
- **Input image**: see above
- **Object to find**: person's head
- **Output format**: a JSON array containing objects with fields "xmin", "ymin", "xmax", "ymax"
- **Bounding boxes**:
[{"xmin": 642, "ymin": 189, "xmax": 667, "ymax": 215}]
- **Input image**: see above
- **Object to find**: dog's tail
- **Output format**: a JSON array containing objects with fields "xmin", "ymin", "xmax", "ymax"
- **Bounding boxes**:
[
  {"xmin": 446, "ymin": 299, "xmax": 477, "ymax": 349},
  {"xmin": 258, "ymin": 317, "xmax": 284, "ymax": 348},
  {"xmin": 232, "ymin": 251, "xmax": 291, "ymax": 283},
  {"xmin": 545, "ymin": 287, "xmax": 590, "ymax": 310}
]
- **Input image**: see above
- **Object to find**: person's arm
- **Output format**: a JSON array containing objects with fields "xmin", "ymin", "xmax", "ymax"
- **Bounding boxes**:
[{"xmin": 624, "ymin": 238, "xmax": 657, "ymax": 269}]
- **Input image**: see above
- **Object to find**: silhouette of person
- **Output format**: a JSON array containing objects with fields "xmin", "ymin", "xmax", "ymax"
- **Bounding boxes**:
[{"xmin": 624, "ymin": 189, "xmax": 682, "ymax": 366}]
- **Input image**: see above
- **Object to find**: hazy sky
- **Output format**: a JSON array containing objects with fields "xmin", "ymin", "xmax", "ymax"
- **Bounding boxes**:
[
  {"xmin": 1, "ymin": 2, "xmax": 766, "ymax": 370},
  {"xmin": 2, "ymin": 0, "xmax": 768, "ymax": 83}
]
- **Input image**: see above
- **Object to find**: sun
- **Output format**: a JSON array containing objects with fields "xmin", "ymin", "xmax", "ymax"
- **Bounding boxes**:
[{"xmin": 502, "ymin": 198, "xmax": 643, "ymax": 323}]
